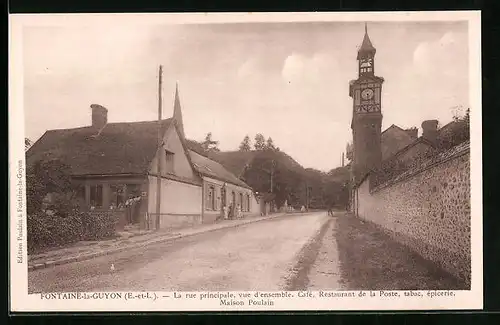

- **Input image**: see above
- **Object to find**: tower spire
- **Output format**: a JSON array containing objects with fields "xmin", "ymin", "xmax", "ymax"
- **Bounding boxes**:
[
  {"xmin": 357, "ymin": 22, "xmax": 376, "ymax": 60},
  {"xmin": 173, "ymin": 81, "xmax": 185, "ymax": 139}
]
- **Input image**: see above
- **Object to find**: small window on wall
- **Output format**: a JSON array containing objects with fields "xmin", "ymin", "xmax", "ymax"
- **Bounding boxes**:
[
  {"xmin": 207, "ymin": 186, "xmax": 215, "ymax": 210},
  {"xmin": 247, "ymin": 194, "xmax": 250, "ymax": 212},
  {"xmin": 165, "ymin": 150, "xmax": 175, "ymax": 174},
  {"xmin": 90, "ymin": 184, "xmax": 103, "ymax": 208},
  {"xmin": 239, "ymin": 193, "xmax": 243, "ymax": 209}
]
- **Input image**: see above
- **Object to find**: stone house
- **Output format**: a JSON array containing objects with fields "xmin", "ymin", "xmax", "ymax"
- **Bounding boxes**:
[{"xmin": 26, "ymin": 86, "xmax": 259, "ymax": 230}]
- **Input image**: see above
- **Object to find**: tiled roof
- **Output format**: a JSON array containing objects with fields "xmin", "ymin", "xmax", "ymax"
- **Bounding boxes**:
[
  {"xmin": 189, "ymin": 150, "xmax": 252, "ymax": 189},
  {"xmin": 26, "ymin": 119, "xmax": 172, "ymax": 176}
]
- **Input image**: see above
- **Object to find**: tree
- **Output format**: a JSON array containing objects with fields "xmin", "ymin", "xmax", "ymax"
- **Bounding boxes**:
[
  {"xmin": 265, "ymin": 137, "xmax": 276, "ymax": 151},
  {"xmin": 254, "ymin": 134, "xmax": 266, "ymax": 150},
  {"xmin": 201, "ymin": 132, "xmax": 220, "ymax": 152},
  {"xmin": 239, "ymin": 135, "xmax": 251, "ymax": 151},
  {"xmin": 26, "ymin": 159, "xmax": 80, "ymax": 216},
  {"xmin": 346, "ymin": 142, "xmax": 353, "ymax": 162}
]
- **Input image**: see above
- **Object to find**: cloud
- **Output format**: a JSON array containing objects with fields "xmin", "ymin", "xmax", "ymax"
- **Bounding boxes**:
[
  {"xmin": 282, "ymin": 52, "xmax": 340, "ymax": 85},
  {"xmin": 282, "ymin": 53, "xmax": 306, "ymax": 84},
  {"xmin": 412, "ymin": 31, "xmax": 466, "ymax": 79},
  {"xmin": 237, "ymin": 57, "xmax": 261, "ymax": 80}
]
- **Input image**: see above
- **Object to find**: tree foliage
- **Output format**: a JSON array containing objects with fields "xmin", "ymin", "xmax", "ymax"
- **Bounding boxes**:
[
  {"xmin": 254, "ymin": 133, "xmax": 266, "ymax": 150},
  {"xmin": 201, "ymin": 132, "xmax": 220, "ymax": 152},
  {"xmin": 240, "ymin": 151, "xmax": 350, "ymax": 210},
  {"xmin": 26, "ymin": 159, "xmax": 80, "ymax": 216},
  {"xmin": 437, "ymin": 107, "xmax": 470, "ymax": 151},
  {"xmin": 26, "ymin": 158, "xmax": 118, "ymax": 252},
  {"xmin": 265, "ymin": 137, "xmax": 276, "ymax": 151},
  {"xmin": 239, "ymin": 135, "xmax": 252, "ymax": 151},
  {"xmin": 346, "ymin": 142, "xmax": 353, "ymax": 162}
]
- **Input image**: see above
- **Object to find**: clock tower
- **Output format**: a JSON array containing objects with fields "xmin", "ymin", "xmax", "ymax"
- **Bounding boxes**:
[{"xmin": 349, "ymin": 23, "xmax": 384, "ymax": 183}]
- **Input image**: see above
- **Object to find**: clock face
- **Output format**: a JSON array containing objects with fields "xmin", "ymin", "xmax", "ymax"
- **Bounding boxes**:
[{"xmin": 361, "ymin": 88, "xmax": 374, "ymax": 100}]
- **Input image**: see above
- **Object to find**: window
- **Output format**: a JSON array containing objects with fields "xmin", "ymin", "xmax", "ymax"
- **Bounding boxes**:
[
  {"xmin": 247, "ymin": 194, "xmax": 251, "ymax": 212},
  {"xmin": 207, "ymin": 186, "xmax": 215, "ymax": 210},
  {"xmin": 165, "ymin": 150, "xmax": 175, "ymax": 174},
  {"xmin": 110, "ymin": 184, "xmax": 126, "ymax": 208},
  {"xmin": 89, "ymin": 184, "xmax": 103, "ymax": 208},
  {"xmin": 127, "ymin": 184, "xmax": 141, "ymax": 197},
  {"xmin": 239, "ymin": 193, "xmax": 243, "ymax": 209}
]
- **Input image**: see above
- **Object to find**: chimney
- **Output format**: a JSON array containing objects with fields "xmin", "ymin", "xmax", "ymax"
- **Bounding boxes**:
[
  {"xmin": 421, "ymin": 120, "xmax": 438, "ymax": 145},
  {"xmin": 405, "ymin": 127, "xmax": 418, "ymax": 140},
  {"xmin": 90, "ymin": 104, "xmax": 108, "ymax": 129}
]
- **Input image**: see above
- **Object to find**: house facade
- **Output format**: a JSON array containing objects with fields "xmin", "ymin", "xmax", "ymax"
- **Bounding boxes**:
[{"xmin": 27, "ymin": 85, "xmax": 259, "ymax": 231}]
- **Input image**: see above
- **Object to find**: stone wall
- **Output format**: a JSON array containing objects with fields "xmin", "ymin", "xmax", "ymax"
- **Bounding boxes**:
[{"xmin": 356, "ymin": 141, "xmax": 470, "ymax": 285}]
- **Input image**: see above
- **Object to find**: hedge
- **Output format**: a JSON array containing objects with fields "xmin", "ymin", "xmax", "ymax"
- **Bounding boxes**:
[{"xmin": 27, "ymin": 210, "xmax": 118, "ymax": 253}]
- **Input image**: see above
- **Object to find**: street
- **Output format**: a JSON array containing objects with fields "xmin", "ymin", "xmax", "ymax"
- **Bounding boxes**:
[{"xmin": 28, "ymin": 212, "xmax": 331, "ymax": 293}]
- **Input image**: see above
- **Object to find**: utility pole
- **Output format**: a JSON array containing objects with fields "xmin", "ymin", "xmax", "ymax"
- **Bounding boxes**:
[
  {"xmin": 155, "ymin": 65, "xmax": 163, "ymax": 230},
  {"xmin": 342, "ymin": 152, "xmax": 345, "ymax": 167},
  {"xmin": 270, "ymin": 160, "xmax": 275, "ymax": 193},
  {"xmin": 305, "ymin": 183, "xmax": 308, "ymax": 211}
]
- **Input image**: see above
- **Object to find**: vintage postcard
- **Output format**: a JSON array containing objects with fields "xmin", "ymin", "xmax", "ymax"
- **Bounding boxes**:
[{"xmin": 9, "ymin": 11, "xmax": 482, "ymax": 312}]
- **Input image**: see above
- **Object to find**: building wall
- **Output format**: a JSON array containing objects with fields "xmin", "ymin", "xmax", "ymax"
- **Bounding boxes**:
[
  {"xmin": 381, "ymin": 126, "xmax": 414, "ymax": 161},
  {"xmin": 149, "ymin": 124, "xmax": 198, "ymax": 180},
  {"xmin": 201, "ymin": 176, "xmax": 259, "ymax": 223},
  {"xmin": 147, "ymin": 175, "xmax": 203, "ymax": 229},
  {"xmin": 356, "ymin": 148, "xmax": 470, "ymax": 285},
  {"xmin": 352, "ymin": 113, "xmax": 382, "ymax": 182}
]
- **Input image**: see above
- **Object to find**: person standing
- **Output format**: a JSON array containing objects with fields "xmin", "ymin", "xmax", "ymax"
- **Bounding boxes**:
[
  {"xmin": 228, "ymin": 203, "xmax": 233, "ymax": 220},
  {"xmin": 237, "ymin": 204, "xmax": 242, "ymax": 219}
]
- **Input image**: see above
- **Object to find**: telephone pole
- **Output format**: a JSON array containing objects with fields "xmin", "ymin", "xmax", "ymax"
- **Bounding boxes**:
[{"xmin": 155, "ymin": 65, "xmax": 163, "ymax": 230}]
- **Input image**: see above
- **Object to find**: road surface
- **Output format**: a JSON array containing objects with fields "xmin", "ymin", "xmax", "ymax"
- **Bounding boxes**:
[{"xmin": 28, "ymin": 212, "xmax": 330, "ymax": 293}]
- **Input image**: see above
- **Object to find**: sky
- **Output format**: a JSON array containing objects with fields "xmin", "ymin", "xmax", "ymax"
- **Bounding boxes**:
[{"xmin": 23, "ymin": 19, "xmax": 470, "ymax": 172}]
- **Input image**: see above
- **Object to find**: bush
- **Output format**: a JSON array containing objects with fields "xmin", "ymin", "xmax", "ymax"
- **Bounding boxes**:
[
  {"xmin": 27, "ymin": 212, "xmax": 83, "ymax": 253},
  {"xmin": 27, "ymin": 210, "xmax": 117, "ymax": 253},
  {"xmin": 81, "ymin": 211, "xmax": 118, "ymax": 241}
]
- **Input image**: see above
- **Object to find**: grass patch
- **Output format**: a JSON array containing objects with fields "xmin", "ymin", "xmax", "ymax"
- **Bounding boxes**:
[{"xmin": 335, "ymin": 213, "xmax": 467, "ymax": 290}]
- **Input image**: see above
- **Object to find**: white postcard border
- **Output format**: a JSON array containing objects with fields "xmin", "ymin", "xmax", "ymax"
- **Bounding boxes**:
[{"xmin": 9, "ymin": 11, "xmax": 483, "ymax": 312}]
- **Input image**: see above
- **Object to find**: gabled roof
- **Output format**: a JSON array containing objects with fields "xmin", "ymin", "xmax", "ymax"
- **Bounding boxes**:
[
  {"xmin": 384, "ymin": 136, "xmax": 435, "ymax": 163},
  {"xmin": 381, "ymin": 124, "xmax": 417, "ymax": 161},
  {"xmin": 189, "ymin": 150, "xmax": 252, "ymax": 189},
  {"xmin": 381, "ymin": 124, "xmax": 405, "ymax": 135},
  {"xmin": 26, "ymin": 119, "xmax": 173, "ymax": 176}
]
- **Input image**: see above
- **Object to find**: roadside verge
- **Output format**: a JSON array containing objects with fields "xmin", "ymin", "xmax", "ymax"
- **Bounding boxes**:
[{"xmin": 282, "ymin": 214, "xmax": 332, "ymax": 290}]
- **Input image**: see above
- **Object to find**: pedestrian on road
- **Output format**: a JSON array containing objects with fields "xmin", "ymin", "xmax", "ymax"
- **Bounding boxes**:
[{"xmin": 236, "ymin": 204, "xmax": 242, "ymax": 219}]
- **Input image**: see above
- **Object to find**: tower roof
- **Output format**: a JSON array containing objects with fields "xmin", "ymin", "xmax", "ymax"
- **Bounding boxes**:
[
  {"xmin": 173, "ymin": 82, "xmax": 185, "ymax": 139},
  {"xmin": 357, "ymin": 23, "xmax": 376, "ymax": 60}
]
